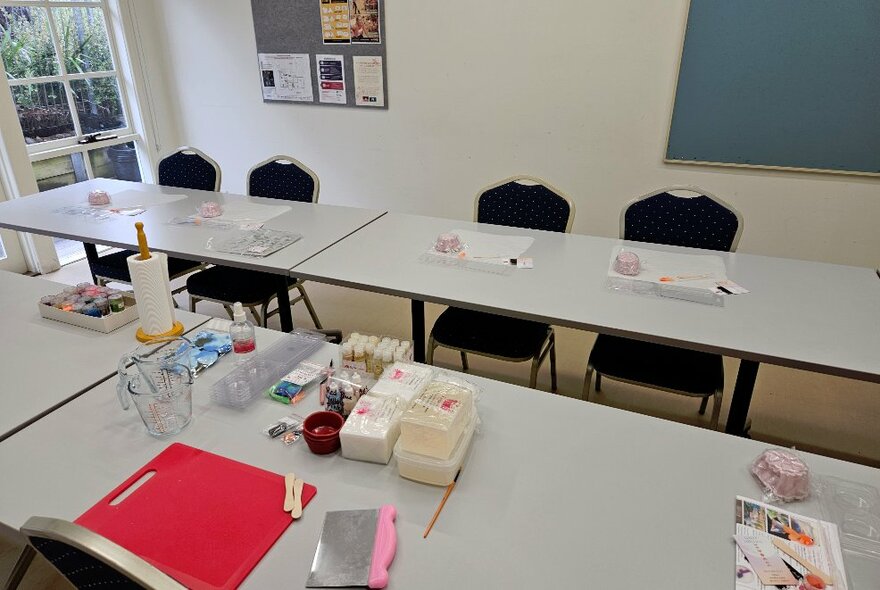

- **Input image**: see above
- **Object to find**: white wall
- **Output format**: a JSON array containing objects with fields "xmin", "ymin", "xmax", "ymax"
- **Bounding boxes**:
[{"xmin": 141, "ymin": 0, "xmax": 880, "ymax": 267}]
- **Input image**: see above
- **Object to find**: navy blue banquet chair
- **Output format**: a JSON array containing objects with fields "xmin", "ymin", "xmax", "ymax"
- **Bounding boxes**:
[
  {"xmin": 186, "ymin": 156, "xmax": 323, "ymax": 328},
  {"xmin": 584, "ymin": 186, "xmax": 743, "ymax": 429},
  {"xmin": 3, "ymin": 516, "xmax": 185, "ymax": 590},
  {"xmin": 84, "ymin": 147, "xmax": 218, "ymax": 291},
  {"xmin": 426, "ymin": 176, "xmax": 575, "ymax": 390}
]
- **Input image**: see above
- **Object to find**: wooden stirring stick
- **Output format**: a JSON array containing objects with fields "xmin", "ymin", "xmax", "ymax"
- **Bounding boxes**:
[
  {"xmin": 423, "ymin": 469, "xmax": 460, "ymax": 538},
  {"xmin": 283, "ymin": 473, "xmax": 296, "ymax": 513},
  {"xmin": 771, "ymin": 537, "xmax": 833, "ymax": 585},
  {"xmin": 291, "ymin": 478, "xmax": 304, "ymax": 520}
]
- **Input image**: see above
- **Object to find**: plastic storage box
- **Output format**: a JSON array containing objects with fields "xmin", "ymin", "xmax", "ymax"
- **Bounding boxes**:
[{"xmin": 394, "ymin": 410, "xmax": 477, "ymax": 486}]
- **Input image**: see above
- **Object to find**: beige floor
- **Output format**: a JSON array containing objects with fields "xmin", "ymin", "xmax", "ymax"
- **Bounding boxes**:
[{"xmin": 3, "ymin": 257, "xmax": 879, "ymax": 588}]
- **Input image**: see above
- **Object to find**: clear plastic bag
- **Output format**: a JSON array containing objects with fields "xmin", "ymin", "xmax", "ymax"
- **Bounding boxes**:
[
  {"xmin": 751, "ymin": 448, "xmax": 811, "ymax": 503},
  {"xmin": 206, "ymin": 228, "xmax": 302, "ymax": 257}
]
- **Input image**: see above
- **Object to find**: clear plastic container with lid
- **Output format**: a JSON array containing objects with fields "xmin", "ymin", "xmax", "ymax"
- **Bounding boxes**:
[{"xmin": 394, "ymin": 410, "xmax": 477, "ymax": 486}]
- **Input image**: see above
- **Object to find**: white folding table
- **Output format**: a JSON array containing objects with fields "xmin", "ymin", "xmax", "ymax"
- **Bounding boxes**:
[
  {"xmin": 0, "ymin": 328, "xmax": 878, "ymax": 588},
  {"xmin": 290, "ymin": 212, "xmax": 880, "ymax": 435},
  {"xmin": 0, "ymin": 270, "xmax": 209, "ymax": 441},
  {"xmin": 0, "ymin": 179, "xmax": 386, "ymax": 331}
]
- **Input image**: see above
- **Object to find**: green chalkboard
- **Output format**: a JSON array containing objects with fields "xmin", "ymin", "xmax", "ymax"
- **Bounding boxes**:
[{"xmin": 667, "ymin": 1, "xmax": 880, "ymax": 175}]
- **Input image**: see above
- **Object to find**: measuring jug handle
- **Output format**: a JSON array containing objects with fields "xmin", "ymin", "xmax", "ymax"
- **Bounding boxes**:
[{"xmin": 117, "ymin": 354, "xmax": 131, "ymax": 410}]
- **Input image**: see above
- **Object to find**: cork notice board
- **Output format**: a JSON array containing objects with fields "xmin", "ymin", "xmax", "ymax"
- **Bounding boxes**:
[{"xmin": 251, "ymin": 0, "xmax": 388, "ymax": 109}]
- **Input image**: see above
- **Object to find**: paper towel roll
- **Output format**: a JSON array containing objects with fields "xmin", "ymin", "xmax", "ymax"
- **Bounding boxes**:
[{"xmin": 127, "ymin": 251, "xmax": 176, "ymax": 336}]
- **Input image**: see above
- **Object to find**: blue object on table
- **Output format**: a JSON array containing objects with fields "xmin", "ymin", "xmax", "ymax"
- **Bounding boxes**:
[{"xmin": 186, "ymin": 330, "xmax": 233, "ymax": 376}]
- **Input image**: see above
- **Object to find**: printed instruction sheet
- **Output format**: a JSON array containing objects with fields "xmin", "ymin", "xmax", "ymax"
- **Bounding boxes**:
[
  {"xmin": 735, "ymin": 495, "xmax": 847, "ymax": 590},
  {"xmin": 258, "ymin": 53, "xmax": 314, "ymax": 102},
  {"xmin": 353, "ymin": 56, "xmax": 384, "ymax": 106},
  {"xmin": 316, "ymin": 54, "xmax": 346, "ymax": 104}
]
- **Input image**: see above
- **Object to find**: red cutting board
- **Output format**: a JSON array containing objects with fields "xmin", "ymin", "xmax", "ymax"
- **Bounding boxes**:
[{"xmin": 75, "ymin": 443, "xmax": 316, "ymax": 590}]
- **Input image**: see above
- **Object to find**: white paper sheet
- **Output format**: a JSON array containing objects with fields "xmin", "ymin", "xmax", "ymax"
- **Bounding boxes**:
[
  {"xmin": 607, "ymin": 246, "xmax": 727, "ymax": 291},
  {"xmin": 451, "ymin": 229, "xmax": 534, "ymax": 261},
  {"xmin": 353, "ymin": 56, "xmax": 384, "ymax": 106},
  {"xmin": 190, "ymin": 201, "xmax": 291, "ymax": 224},
  {"xmin": 316, "ymin": 54, "xmax": 346, "ymax": 104},
  {"xmin": 258, "ymin": 53, "xmax": 314, "ymax": 102}
]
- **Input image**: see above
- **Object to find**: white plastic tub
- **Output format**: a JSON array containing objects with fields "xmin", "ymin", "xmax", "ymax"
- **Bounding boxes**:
[{"xmin": 393, "ymin": 411, "xmax": 477, "ymax": 486}]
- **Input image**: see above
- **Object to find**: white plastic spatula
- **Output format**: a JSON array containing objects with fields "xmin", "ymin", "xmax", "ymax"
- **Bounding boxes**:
[{"xmin": 284, "ymin": 473, "xmax": 296, "ymax": 513}]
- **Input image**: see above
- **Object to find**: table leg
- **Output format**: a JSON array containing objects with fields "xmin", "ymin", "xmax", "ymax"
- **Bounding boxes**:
[
  {"xmin": 411, "ymin": 299, "xmax": 425, "ymax": 362},
  {"xmin": 725, "ymin": 359, "xmax": 760, "ymax": 437},
  {"xmin": 277, "ymin": 276, "xmax": 293, "ymax": 332}
]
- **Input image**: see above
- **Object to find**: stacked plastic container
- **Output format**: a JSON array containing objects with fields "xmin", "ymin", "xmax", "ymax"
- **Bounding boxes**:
[{"xmin": 394, "ymin": 375, "xmax": 479, "ymax": 486}]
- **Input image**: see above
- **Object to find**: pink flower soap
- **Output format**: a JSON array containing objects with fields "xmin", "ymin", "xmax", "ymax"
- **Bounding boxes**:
[
  {"xmin": 751, "ymin": 449, "xmax": 811, "ymax": 502},
  {"xmin": 613, "ymin": 250, "xmax": 640, "ymax": 276},
  {"xmin": 88, "ymin": 190, "xmax": 111, "ymax": 206}
]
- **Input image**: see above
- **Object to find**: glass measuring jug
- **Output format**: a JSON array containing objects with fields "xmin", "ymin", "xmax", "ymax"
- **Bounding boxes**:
[{"xmin": 117, "ymin": 337, "xmax": 194, "ymax": 436}]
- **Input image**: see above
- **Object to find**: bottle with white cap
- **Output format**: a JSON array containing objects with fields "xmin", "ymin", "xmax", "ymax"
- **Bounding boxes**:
[{"xmin": 230, "ymin": 301, "xmax": 256, "ymax": 362}]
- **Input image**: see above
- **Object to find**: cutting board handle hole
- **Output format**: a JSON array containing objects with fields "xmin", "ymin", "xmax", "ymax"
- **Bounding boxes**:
[{"xmin": 109, "ymin": 470, "xmax": 156, "ymax": 506}]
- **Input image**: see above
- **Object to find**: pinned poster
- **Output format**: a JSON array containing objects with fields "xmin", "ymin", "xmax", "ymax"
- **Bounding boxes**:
[
  {"xmin": 320, "ymin": 0, "xmax": 351, "ymax": 43},
  {"xmin": 353, "ymin": 56, "xmax": 384, "ymax": 106},
  {"xmin": 316, "ymin": 54, "xmax": 346, "ymax": 104},
  {"xmin": 258, "ymin": 53, "xmax": 313, "ymax": 102},
  {"xmin": 350, "ymin": 0, "xmax": 381, "ymax": 44}
]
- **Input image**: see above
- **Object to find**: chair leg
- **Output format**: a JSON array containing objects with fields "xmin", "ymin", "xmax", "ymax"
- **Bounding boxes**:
[
  {"xmin": 222, "ymin": 304, "xmax": 234, "ymax": 320},
  {"xmin": 2, "ymin": 545, "xmax": 36, "ymax": 590},
  {"xmin": 595, "ymin": 372, "xmax": 602, "ymax": 392},
  {"xmin": 549, "ymin": 334, "xmax": 557, "ymax": 393},
  {"xmin": 709, "ymin": 389, "xmax": 723, "ymax": 430},
  {"xmin": 189, "ymin": 296, "xmax": 198, "ymax": 314},
  {"xmin": 261, "ymin": 302, "xmax": 271, "ymax": 328},
  {"xmin": 460, "ymin": 352, "xmax": 469, "ymax": 372},
  {"xmin": 296, "ymin": 284, "xmax": 323, "ymax": 329},
  {"xmin": 698, "ymin": 396, "xmax": 709, "ymax": 416},
  {"xmin": 583, "ymin": 363, "xmax": 594, "ymax": 401},
  {"xmin": 248, "ymin": 306, "xmax": 262, "ymax": 327},
  {"xmin": 528, "ymin": 357, "xmax": 540, "ymax": 389},
  {"xmin": 426, "ymin": 335, "xmax": 437, "ymax": 365}
]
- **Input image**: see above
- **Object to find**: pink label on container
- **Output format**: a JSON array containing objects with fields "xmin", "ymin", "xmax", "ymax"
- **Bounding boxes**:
[{"xmin": 439, "ymin": 398, "xmax": 460, "ymax": 413}]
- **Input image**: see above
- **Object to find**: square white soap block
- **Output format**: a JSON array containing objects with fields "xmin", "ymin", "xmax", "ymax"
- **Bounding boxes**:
[
  {"xmin": 340, "ymin": 394, "xmax": 404, "ymax": 464},
  {"xmin": 370, "ymin": 362, "xmax": 434, "ymax": 403},
  {"xmin": 399, "ymin": 379, "xmax": 475, "ymax": 460}
]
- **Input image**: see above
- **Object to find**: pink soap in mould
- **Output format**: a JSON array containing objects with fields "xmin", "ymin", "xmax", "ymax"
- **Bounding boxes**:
[
  {"xmin": 88, "ymin": 190, "xmax": 111, "ymax": 206},
  {"xmin": 198, "ymin": 201, "xmax": 223, "ymax": 218},
  {"xmin": 434, "ymin": 232, "xmax": 462, "ymax": 254},
  {"xmin": 613, "ymin": 250, "xmax": 640, "ymax": 276},
  {"xmin": 751, "ymin": 448, "xmax": 811, "ymax": 502}
]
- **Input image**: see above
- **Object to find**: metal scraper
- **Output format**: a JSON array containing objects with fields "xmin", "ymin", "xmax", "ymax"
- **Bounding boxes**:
[{"xmin": 306, "ymin": 505, "xmax": 397, "ymax": 589}]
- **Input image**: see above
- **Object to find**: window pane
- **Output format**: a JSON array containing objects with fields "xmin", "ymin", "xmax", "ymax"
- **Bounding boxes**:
[
  {"xmin": 0, "ymin": 235, "xmax": 6, "ymax": 261},
  {"xmin": 70, "ymin": 76, "xmax": 124, "ymax": 133},
  {"xmin": 33, "ymin": 152, "xmax": 88, "ymax": 192},
  {"xmin": 11, "ymin": 82, "xmax": 74, "ymax": 143},
  {"xmin": 88, "ymin": 141, "xmax": 141, "ymax": 182},
  {"xmin": 51, "ymin": 6, "xmax": 112, "ymax": 74},
  {"xmin": 0, "ymin": 6, "xmax": 59, "ymax": 78}
]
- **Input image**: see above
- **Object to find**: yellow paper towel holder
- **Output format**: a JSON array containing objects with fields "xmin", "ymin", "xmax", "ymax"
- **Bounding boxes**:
[{"xmin": 132, "ymin": 222, "xmax": 184, "ymax": 342}]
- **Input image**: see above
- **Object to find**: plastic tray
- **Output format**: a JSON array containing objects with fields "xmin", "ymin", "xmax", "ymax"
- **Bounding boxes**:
[
  {"xmin": 211, "ymin": 330, "xmax": 324, "ymax": 408},
  {"xmin": 816, "ymin": 475, "xmax": 880, "ymax": 587},
  {"xmin": 394, "ymin": 411, "xmax": 477, "ymax": 486}
]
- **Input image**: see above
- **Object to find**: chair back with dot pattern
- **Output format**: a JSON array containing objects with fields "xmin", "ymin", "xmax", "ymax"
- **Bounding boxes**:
[
  {"xmin": 157, "ymin": 147, "xmax": 221, "ymax": 192},
  {"xmin": 621, "ymin": 187, "xmax": 742, "ymax": 252},
  {"xmin": 21, "ymin": 516, "xmax": 186, "ymax": 589},
  {"xmin": 475, "ymin": 176, "xmax": 574, "ymax": 233},
  {"xmin": 246, "ymin": 156, "xmax": 319, "ymax": 203}
]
